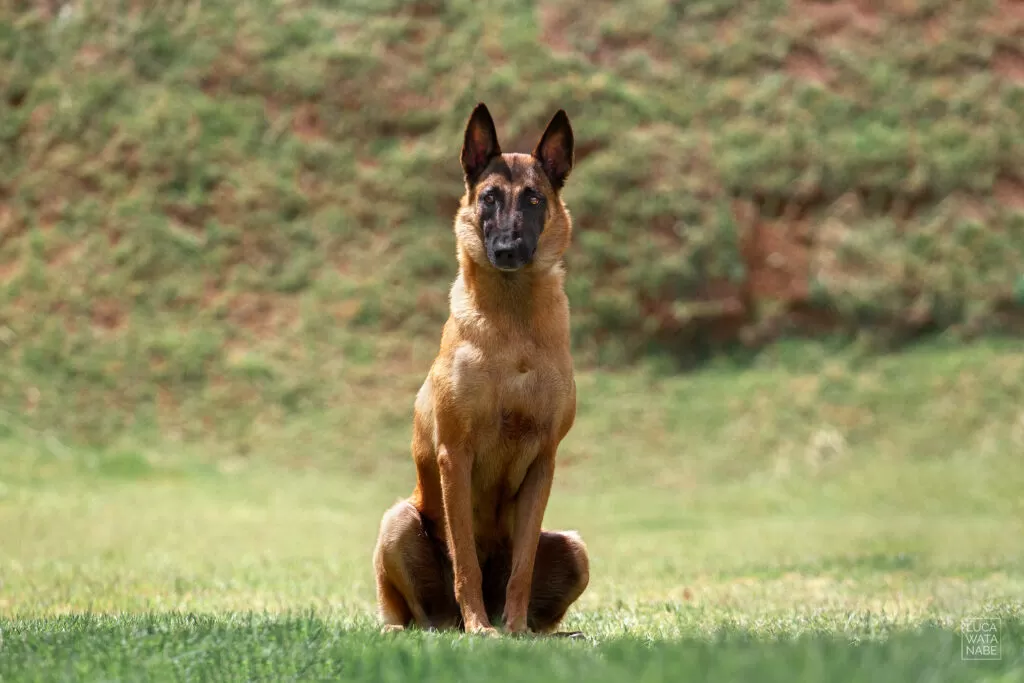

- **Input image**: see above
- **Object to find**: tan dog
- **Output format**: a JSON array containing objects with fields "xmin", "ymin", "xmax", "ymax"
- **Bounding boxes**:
[{"xmin": 372, "ymin": 103, "xmax": 589, "ymax": 636}]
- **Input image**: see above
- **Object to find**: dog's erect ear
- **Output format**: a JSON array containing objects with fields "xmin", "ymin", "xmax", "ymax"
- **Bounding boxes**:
[
  {"xmin": 532, "ymin": 109, "xmax": 574, "ymax": 191},
  {"xmin": 461, "ymin": 103, "xmax": 501, "ymax": 185}
]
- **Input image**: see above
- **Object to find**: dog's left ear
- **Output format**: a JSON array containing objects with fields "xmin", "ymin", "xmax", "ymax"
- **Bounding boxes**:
[{"xmin": 532, "ymin": 109, "xmax": 574, "ymax": 191}]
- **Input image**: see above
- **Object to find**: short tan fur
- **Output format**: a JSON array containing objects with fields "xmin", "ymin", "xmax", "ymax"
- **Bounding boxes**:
[{"xmin": 372, "ymin": 103, "xmax": 589, "ymax": 637}]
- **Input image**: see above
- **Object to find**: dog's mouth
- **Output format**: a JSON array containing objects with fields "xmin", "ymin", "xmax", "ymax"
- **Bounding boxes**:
[
  {"xmin": 487, "ymin": 256, "xmax": 533, "ymax": 273},
  {"xmin": 492, "ymin": 261, "xmax": 528, "ymax": 273}
]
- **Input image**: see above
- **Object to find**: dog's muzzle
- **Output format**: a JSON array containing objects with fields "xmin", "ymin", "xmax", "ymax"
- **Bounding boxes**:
[{"xmin": 489, "ymin": 236, "xmax": 532, "ymax": 271}]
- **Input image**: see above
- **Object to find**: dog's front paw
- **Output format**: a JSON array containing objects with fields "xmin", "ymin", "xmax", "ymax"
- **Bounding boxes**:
[
  {"xmin": 468, "ymin": 625, "xmax": 500, "ymax": 638},
  {"xmin": 502, "ymin": 614, "xmax": 529, "ymax": 635},
  {"xmin": 483, "ymin": 627, "xmax": 501, "ymax": 638}
]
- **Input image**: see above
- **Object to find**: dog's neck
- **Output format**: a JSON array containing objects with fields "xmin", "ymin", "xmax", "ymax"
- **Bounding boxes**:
[{"xmin": 452, "ymin": 251, "xmax": 568, "ymax": 338}]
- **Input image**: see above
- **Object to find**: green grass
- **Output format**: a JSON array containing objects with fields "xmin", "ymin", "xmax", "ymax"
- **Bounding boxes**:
[
  {"xmin": 2, "ymin": 616, "xmax": 1021, "ymax": 682},
  {"xmin": 2, "ymin": 342, "xmax": 1023, "ymax": 680}
]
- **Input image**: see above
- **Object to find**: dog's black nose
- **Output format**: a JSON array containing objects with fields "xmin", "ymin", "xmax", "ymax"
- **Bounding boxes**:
[
  {"xmin": 492, "ymin": 245, "xmax": 519, "ymax": 269},
  {"xmin": 490, "ymin": 234, "xmax": 526, "ymax": 270}
]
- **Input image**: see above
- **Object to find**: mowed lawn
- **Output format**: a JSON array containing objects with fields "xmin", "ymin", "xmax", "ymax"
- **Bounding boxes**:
[{"xmin": 1, "ymin": 342, "xmax": 1023, "ymax": 681}]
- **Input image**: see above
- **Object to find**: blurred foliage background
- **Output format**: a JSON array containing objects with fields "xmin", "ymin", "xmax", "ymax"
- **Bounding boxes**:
[{"xmin": 1, "ymin": 0, "xmax": 1023, "ymax": 451}]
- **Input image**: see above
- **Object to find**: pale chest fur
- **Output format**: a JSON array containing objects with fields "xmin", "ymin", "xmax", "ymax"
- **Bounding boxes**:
[{"xmin": 451, "ymin": 336, "xmax": 573, "ymax": 458}]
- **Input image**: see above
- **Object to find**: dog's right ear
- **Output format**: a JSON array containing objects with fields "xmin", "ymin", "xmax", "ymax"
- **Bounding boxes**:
[{"xmin": 461, "ymin": 103, "xmax": 501, "ymax": 185}]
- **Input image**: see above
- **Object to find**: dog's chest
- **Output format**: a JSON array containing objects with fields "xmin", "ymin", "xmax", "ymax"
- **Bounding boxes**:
[
  {"xmin": 454, "ymin": 341, "xmax": 567, "ymax": 421},
  {"xmin": 452, "ymin": 341, "xmax": 568, "ymax": 491}
]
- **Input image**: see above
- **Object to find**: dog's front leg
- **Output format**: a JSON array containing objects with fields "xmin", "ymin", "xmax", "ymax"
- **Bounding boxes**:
[
  {"xmin": 503, "ymin": 449, "xmax": 556, "ymax": 634},
  {"xmin": 438, "ymin": 443, "xmax": 496, "ymax": 636}
]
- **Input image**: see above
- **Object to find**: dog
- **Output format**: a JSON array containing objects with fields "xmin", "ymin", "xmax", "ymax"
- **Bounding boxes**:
[{"xmin": 372, "ymin": 103, "xmax": 590, "ymax": 637}]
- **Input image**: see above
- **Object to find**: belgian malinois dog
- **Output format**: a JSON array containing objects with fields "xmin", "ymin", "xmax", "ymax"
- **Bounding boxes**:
[{"xmin": 372, "ymin": 103, "xmax": 589, "ymax": 637}]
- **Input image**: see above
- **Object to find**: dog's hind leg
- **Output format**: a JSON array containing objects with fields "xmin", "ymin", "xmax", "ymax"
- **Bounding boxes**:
[
  {"xmin": 526, "ymin": 530, "xmax": 590, "ymax": 635},
  {"xmin": 373, "ymin": 500, "xmax": 460, "ymax": 632},
  {"xmin": 480, "ymin": 529, "xmax": 590, "ymax": 635}
]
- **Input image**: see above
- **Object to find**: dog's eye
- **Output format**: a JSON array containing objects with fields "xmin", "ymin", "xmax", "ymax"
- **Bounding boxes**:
[
  {"xmin": 528, "ymin": 196, "xmax": 540, "ymax": 206},
  {"xmin": 483, "ymin": 194, "xmax": 496, "ymax": 205}
]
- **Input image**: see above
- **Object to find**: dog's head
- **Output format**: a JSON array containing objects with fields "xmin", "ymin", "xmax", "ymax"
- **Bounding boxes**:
[{"xmin": 455, "ymin": 103, "xmax": 574, "ymax": 274}]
